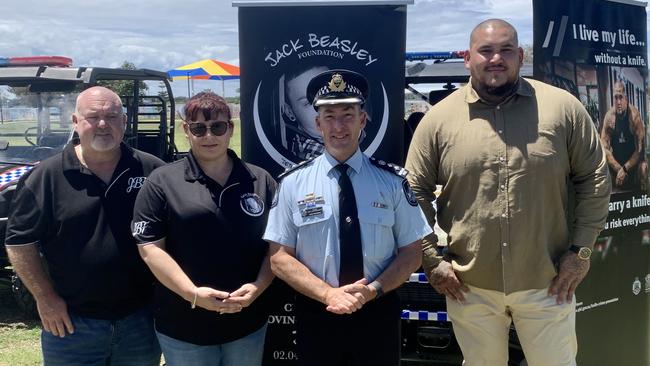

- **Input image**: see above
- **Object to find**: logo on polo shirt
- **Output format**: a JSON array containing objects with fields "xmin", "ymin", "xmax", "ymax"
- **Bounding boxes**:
[
  {"xmin": 240, "ymin": 193, "xmax": 265, "ymax": 217},
  {"xmin": 126, "ymin": 177, "xmax": 146, "ymax": 193},
  {"xmin": 132, "ymin": 221, "xmax": 149, "ymax": 236}
]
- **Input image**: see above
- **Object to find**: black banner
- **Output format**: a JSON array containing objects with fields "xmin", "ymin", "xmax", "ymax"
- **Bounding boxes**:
[
  {"xmin": 534, "ymin": 0, "xmax": 649, "ymax": 236},
  {"xmin": 534, "ymin": 1, "xmax": 650, "ymax": 365},
  {"xmin": 236, "ymin": 2, "xmax": 409, "ymax": 365},
  {"xmin": 237, "ymin": 3, "xmax": 407, "ymax": 177}
]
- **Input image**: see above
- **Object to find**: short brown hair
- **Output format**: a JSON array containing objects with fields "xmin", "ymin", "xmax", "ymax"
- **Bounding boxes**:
[{"xmin": 183, "ymin": 91, "xmax": 231, "ymax": 122}]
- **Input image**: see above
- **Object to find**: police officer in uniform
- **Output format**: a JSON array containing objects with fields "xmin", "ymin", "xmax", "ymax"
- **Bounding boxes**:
[{"xmin": 264, "ymin": 69, "xmax": 432, "ymax": 366}]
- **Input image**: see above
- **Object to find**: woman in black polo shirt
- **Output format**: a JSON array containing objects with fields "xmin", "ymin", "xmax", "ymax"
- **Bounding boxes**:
[{"xmin": 132, "ymin": 92, "xmax": 277, "ymax": 366}]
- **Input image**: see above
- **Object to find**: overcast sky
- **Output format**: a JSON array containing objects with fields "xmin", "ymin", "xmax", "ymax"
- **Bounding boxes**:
[{"xmin": 0, "ymin": 0, "xmax": 645, "ymax": 97}]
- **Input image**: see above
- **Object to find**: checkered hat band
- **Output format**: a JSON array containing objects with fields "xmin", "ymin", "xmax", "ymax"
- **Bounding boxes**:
[{"xmin": 316, "ymin": 84, "xmax": 363, "ymax": 99}]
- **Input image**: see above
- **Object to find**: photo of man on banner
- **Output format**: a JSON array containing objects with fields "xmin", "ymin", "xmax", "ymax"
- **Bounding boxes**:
[
  {"xmin": 600, "ymin": 73, "xmax": 648, "ymax": 192},
  {"xmin": 276, "ymin": 63, "xmax": 371, "ymax": 161}
]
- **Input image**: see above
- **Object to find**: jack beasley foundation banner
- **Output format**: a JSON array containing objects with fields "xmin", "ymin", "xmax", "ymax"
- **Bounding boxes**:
[
  {"xmin": 235, "ymin": 2, "xmax": 410, "ymax": 365},
  {"xmin": 237, "ymin": 2, "xmax": 408, "ymax": 177},
  {"xmin": 534, "ymin": 1, "xmax": 649, "ymax": 365}
]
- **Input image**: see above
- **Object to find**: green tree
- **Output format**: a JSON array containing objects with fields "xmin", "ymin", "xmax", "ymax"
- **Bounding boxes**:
[
  {"xmin": 98, "ymin": 61, "xmax": 149, "ymax": 97},
  {"xmin": 155, "ymin": 82, "xmax": 170, "ymax": 113}
]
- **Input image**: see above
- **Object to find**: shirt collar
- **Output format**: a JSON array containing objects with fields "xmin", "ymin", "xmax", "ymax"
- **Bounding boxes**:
[
  {"xmin": 184, "ymin": 148, "xmax": 256, "ymax": 183},
  {"xmin": 464, "ymin": 77, "xmax": 534, "ymax": 105},
  {"xmin": 62, "ymin": 141, "xmax": 135, "ymax": 174},
  {"xmin": 323, "ymin": 148, "xmax": 363, "ymax": 176}
]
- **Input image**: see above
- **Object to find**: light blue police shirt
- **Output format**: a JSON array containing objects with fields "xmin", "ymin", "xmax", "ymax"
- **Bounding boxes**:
[{"xmin": 263, "ymin": 149, "xmax": 433, "ymax": 287}]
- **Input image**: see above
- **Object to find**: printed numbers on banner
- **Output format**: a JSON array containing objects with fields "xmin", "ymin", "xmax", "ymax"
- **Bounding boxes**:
[{"xmin": 273, "ymin": 350, "xmax": 299, "ymax": 360}]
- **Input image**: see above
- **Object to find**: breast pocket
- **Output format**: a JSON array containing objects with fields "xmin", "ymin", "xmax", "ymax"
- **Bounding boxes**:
[
  {"xmin": 358, "ymin": 206, "xmax": 395, "ymax": 259},
  {"xmin": 292, "ymin": 204, "xmax": 333, "ymax": 258},
  {"xmin": 528, "ymin": 128, "xmax": 559, "ymax": 158}
]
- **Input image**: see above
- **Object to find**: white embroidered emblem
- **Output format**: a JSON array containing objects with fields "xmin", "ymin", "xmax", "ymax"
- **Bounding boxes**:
[
  {"xmin": 132, "ymin": 221, "xmax": 148, "ymax": 236},
  {"xmin": 126, "ymin": 177, "xmax": 146, "ymax": 193},
  {"xmin": 240, "ymin": 193, "xmax": 265, "ymax": 217}
]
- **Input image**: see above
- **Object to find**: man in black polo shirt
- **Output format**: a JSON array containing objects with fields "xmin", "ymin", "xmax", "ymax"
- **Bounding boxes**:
[{"xmin": 5, "ymin": 86, "xmax": 163, "ymax": 366}]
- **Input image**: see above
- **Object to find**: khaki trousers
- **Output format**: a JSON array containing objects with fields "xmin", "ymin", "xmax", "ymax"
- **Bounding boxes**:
[{"xmin": 446, "ymin": 286, "xmax": 577, "ymax": 366}]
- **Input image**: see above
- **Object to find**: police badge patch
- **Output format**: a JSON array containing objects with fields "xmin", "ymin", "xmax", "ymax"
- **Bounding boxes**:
[
  {"xmin": 240, "ymin": 193, "xmax": 265, "ymax": 217},
  {"xmin": 402, "ymin": 180, "xmax": 418, "ymax": 207}
]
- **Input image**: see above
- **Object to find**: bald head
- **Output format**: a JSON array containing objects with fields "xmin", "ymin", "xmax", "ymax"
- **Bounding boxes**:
[
  {"xmin": 613, "ymin": 81, "xmax": 626, "ymax": 95},
  {"xmin": 75, "ymin": 86, "xmax": 122, "ymax": 114},
  {"xmin": 470, "ymin": 19, "xmax": 519, "ymax": 48}
]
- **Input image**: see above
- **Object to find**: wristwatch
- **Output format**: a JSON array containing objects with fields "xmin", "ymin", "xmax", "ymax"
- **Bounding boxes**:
[
  {"xmin": 569, "ymin": 245, "xmax": 592, "ymax": 260},
  {"xmin": 368, "ymin": 281, "xmax": 384, "ymax": 299}
]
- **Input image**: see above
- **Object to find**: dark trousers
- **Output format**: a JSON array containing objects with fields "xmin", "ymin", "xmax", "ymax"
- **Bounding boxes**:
[{"xmin": 295, "ymin": 292, "xmax": 400, "ymax": 366}]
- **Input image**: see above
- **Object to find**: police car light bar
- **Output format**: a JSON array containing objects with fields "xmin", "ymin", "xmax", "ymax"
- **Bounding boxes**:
[
  {"xmin": 0, "ymin": 56, "xmax": 73, "ymax": 67},
  {"xmin": 405, "ymin": 51, "xmax": 467, "ymax": 61}
]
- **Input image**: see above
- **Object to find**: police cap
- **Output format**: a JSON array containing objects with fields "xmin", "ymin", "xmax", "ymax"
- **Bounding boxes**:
[{"xmin": 306, "ymin": 69, "xmax": 369, "ymax": 111}]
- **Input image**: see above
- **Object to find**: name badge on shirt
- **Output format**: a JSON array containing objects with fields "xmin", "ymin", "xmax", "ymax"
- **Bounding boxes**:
[
  {"xmin": 298, "ymin": 193, "xmax": 326, "ymax": 218},
  {"xmin": 372, "ymin": 201, "xmax": 388, "ymax": 209}
]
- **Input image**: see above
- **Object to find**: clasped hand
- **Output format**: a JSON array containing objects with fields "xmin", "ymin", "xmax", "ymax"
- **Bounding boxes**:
[
  {"xmin": 194, "ymin": 283, "xmax": 261, "ymax": 314},
  {"xmin": 325, "ymin": 278, "xmax": 376, "ymax": 314}
]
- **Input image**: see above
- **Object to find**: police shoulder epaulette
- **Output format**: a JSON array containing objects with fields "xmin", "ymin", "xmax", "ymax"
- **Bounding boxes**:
[
  {"xmin": 369, "ymin": 156, "xmax": 409, "ymax": 178},
  {"xmin": 278, "ymin": 157, "xmax": 316, "ymax": 180}
]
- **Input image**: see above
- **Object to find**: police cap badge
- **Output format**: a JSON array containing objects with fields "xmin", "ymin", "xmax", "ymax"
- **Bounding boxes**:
[{"xmin": 306, "ymin": 69, "xmax": 369, "ymax": 111}]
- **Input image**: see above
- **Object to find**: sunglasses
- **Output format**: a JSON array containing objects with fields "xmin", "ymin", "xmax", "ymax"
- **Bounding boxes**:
[{"xmin": 186, "ymin": 121, "xmax": 230, "ymax": 137}]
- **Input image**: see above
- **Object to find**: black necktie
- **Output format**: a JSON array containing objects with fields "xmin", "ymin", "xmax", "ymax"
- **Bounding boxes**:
[{"xmin": 334, "ymin": 164, "xmax": 364, "ymax": 286}]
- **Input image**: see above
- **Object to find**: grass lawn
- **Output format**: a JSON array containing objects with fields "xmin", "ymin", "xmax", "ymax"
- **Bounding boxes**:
[
  {"xmin": 0, "ymin": 278, "xmax": 42, "ymax": 366},
  {"xmin": 0, "ymin": 277, "xmax": 168, "ymax": 366}
]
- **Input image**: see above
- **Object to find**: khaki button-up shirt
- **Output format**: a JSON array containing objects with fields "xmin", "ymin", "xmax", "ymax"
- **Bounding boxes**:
[{"xmin": 406, "ymin": 78, "xmax": 611, "ymax": 293}]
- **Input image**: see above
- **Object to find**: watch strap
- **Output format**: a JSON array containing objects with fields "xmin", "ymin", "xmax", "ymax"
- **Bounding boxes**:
[
  {"xmin": 368, "ymin": 281, "xmax": 383, "ymax": 299},
  {"xmin": 569, "ymin": 245, "xmax": 592, "ymax": 260},
  {"xmin": 568, "ymin": 245, "xmax": 582, "ymax": 254}
]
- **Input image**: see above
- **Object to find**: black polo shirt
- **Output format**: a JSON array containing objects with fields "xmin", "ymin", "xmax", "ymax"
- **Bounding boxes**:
[
  {"xmin": 5, "ymin": 142, "xmax": 165, "ymax": 320},
  {"xmin": 132, "ymin": 149, "xmax": 277, "ymax": 345}
]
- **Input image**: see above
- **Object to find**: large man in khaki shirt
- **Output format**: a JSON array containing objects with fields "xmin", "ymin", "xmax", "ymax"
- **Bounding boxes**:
[{"xmin": 406, "ymin": 19, "xmax": 611, "ymax": 366}]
